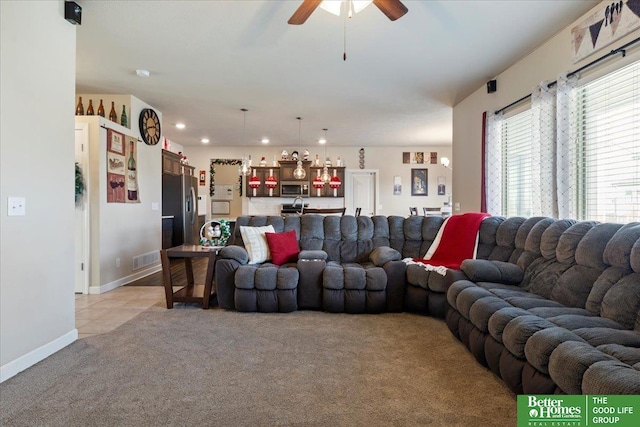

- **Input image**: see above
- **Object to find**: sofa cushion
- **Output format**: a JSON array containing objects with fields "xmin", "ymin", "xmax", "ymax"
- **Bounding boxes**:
[
  {"xmin": 369, "ymin": 246, "xmax": 401, "ymax": 266},
  {"xmin": 525, "ymin": 327, "xmax": 587, "ymax": 374},
  {"xmin": 582, "ymin": 360, "xmax": 640, "ymax": 395},
  {"xmin": 460, "ymin": 259, "xmax": 524, "ymax": 285},
  {"xmin": 240, "ymin": 225, "xmax": 275, "ymax": 264},
  {"xmin": 549, "ymin": 341, "xmax": 617, "ymax": 394},
  {"xmin": 265, "ymin": 230, "xmax": 300, "ymax": 265},
  {"xmin": 219, "ymin": 245, "xmax": 249, "ymax": 264},
  {"xmin": 597, "ymin": 344, "xmax": 640, "ymax": 366}
]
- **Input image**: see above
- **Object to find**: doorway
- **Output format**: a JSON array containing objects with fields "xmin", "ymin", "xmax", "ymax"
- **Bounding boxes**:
[
  {"xmin": 345, "ymin": 169, "xmax": 378, "ymax": 216},
  {"xmin": 75, "ymin": 123, "xmax": 90, "ymax": 294}
]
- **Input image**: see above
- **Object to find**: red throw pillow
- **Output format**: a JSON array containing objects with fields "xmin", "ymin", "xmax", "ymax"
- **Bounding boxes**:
[{"xmin": 265, "ymin": 230, "xmax": 300, "ymax": 265}]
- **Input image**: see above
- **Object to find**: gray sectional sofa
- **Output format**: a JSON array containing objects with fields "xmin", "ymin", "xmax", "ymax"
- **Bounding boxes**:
[
  {"xmin": 446, "ymin": 220, "xmax": 640, "ymax": 395},
  {"xmin": 214, "ymin": 214, "xmax": 640, "ymax": 395}
]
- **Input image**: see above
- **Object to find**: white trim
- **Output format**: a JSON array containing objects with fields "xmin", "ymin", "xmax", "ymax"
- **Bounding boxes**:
[
  {"xmin": 89, "ymin": 264, "xmax": 162, "ymax": 294},
  {"xmin": 1, "ymin": 329, "xmax": 78, "ymax": 383}
]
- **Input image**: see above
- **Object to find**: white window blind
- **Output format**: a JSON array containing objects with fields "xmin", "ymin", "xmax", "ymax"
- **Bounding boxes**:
[
  {"xmin": 501, "ymin": 109, "xmax": 533, "ymax": 217},
  {"xmin": 577, "ymin": 60, "xmax": 640, "ymax": 222}
]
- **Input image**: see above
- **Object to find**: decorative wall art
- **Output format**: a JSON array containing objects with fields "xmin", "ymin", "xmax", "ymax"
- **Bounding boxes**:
[
  {"xmin": 107, "ymin": 128, "xmax": 139, "ymax": 203},
  {"xmin": 359, "ymin": 148, "xmax": 365, "ymax": 169},
  {"xmin": 393, "ymin": 175, "xmax": 402, "ymax": 195},
  {"xmin": 402, "ymin": 152, "xmax": 425, "ymax": 164},
  {"xmin": 411, "ymin": 168, "xmax": 428, "ymax": 196},
  {"xmin": 572, "ymin": 0, "xmax": 640, "ymax": 62},
  {"xmin": 437, "ymin": 176, "xmax": 446, "ymax": 195},
  {"xmin": 210, "ymin": 159, "xmax": 243, "ymax": 198},
  {"xmin": 199, "ymin": 170, "xmax": 206, "ymax": 186},
  {"xmin": 430, "ymin": 152, "xmax": 438, "ymax": 164}
]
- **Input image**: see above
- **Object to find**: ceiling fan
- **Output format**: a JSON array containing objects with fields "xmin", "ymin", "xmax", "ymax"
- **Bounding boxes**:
[{"xmin": 288, "ymin": 0, "xmax": 408, "ymax": 25}]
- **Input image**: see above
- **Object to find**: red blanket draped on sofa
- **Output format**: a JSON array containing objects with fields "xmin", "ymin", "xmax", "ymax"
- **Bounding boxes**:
[{"xmin": 413, "ymin": 212, "xmax": 490, "ymax": 270}]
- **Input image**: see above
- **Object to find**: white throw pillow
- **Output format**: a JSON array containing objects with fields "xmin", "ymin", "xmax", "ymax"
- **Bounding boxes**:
[{"xmin": 239, "ymin": 225, "xmax": 275, "ymax": 264}]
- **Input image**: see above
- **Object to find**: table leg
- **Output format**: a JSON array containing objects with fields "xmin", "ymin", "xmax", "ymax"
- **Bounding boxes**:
[
  {"xmin": 160, "ymin": 250, "xmax": 174, "ymax": 309},
  {"xmin": 202, "ymin": 254, "xmax": 217, "ymax": 309},
  {"xmin": 185, "ymin": 257, "xmax": 195, "ymax": 285}
]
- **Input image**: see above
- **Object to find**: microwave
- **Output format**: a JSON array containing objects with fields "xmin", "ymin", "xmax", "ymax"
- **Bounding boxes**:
[{"xmin": 281, "ymin": 181, "xmax": 309, "ymax": 197}]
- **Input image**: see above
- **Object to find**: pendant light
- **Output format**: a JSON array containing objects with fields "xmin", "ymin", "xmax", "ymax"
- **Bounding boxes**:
[
  {"xmin": 320, "ymin": 128, "xmax": 332, "ymax": 184},
  {"xmin": 293, "ymin": 117, "xmax": 306, "ymax": 179},
  {"xmin": 238, "ymin": 108, "xmax": 252, "ymax": 176}
]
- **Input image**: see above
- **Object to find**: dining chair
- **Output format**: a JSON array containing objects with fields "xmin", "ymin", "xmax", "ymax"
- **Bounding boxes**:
[
  {"xmin": 355, "ymin": 207, "xmax": 362, "ymax": 217},
  {"xmin": 423, "ymin": 207, "xmax": 441, "ymax": 217},
  {"xmin": 409, "ymin": 207, "xmax": 418, "ymax": 216}
]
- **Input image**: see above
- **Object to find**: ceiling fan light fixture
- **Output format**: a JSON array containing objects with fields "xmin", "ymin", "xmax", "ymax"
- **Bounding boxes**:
[{"xmin": 320, "ymin": 0, "xmax": 372, "ymax": 16}]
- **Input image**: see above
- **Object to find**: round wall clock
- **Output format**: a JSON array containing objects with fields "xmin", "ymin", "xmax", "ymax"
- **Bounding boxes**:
[{"xmin": 138, "ymin": 108, "xmax": 161, "ymax": 145}]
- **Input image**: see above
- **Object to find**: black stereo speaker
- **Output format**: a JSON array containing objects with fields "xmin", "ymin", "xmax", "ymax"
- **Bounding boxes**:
[
  {"xmin": 65, "ymin": 1, "xmax": 82, "ymax": 25},
  {"xmin": 487, "ymin": 80, "xmax": 497, "ymax": 94}
]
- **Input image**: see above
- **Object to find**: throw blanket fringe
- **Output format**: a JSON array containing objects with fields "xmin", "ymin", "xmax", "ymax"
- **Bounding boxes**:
[{"xmin": 402, "ymin": 258, "xmax": 448, "ymax": 276}]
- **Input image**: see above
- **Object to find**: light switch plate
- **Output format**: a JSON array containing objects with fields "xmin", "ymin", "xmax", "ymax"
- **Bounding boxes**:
[
  {"xmin": 454, "ymin": 202, "xmax": 461, "ymax": 211},
  {"xmin": 151, "ymin": 202, "xmax": 159, "ymax": 211},
  {"xmin": 8, "ymin": 197, "xmax": 26, "ymax": 216}
]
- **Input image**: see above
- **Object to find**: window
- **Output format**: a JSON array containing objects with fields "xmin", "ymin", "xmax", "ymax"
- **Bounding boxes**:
[
  {"xmin": 501, "ymin": 109, "xmax": 533, "ymax": 217},
  {"xmin": 576, "ymin": 60, "xmax": 640, "ymax": 222}
]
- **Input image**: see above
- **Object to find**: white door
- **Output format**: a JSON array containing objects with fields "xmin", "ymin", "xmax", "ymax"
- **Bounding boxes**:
[
  {"xmin": 75, "ymin": 123, "xmax": 90, "ymax": 294},
  {"xmin": 346, "ymin": 170, "xmax": 377, "ymax": 216}
]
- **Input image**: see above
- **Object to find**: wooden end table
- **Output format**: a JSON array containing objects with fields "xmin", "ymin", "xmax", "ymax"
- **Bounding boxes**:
[{"xmin": 160, "ymin": 244, "xmax": 223, "ymax": 309}]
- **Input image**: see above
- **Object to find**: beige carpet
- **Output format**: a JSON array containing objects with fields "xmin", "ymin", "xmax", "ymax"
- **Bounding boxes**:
[{"xmin": 1, "ymin": 308, "xmax": 515, "ymax": 426}]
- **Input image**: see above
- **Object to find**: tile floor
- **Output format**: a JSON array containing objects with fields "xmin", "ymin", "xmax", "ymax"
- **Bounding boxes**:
[{"xmin": 75, "ymin": 286, "xmax": 167, "ymax": 339}]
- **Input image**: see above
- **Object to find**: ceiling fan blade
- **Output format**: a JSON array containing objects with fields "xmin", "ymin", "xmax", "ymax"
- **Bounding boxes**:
[
  {"xmin": 372, "ymin": 0, "xmax": 408, "ymax": 21},
  {"xmin": 288, "ymin": 0, "xmax": 323, "ymax": 25}
]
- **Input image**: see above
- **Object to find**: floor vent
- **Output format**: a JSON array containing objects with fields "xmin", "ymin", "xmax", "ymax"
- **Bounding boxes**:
[{"xmin": 132, "ymin": 251, "xmax": 160, "ymax": 271}]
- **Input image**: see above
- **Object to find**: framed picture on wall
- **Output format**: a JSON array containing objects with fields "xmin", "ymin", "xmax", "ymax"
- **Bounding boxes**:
[
  {"xmin": 411, "ymin": 168, "xmax": 428, "ymax": 196},
  {"xmin": 393, "ymin": 175, "xmax": 401, "ymax": 195}
]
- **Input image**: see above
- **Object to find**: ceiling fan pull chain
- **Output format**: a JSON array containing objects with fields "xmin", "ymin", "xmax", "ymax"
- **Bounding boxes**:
[{"xmin": 343, "ymin": 8, "xmax": 348, "ymax": 61}]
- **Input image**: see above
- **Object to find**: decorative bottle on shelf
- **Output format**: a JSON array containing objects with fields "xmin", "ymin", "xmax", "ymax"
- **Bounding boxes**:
[
  {"xmin": 120, "ymin": 105, "xmax": 128, "ymax": 127},
  {"xmin": 314, "ymin": 154, "xmax": 320, "ymax": 166},
  {"xmin": 97, "ymin": 99, "xmax": 105, "ymax": 117},
  {"xmin": 75, "ymin": 97, "xmax": 84, "ymax": 115},
  {"xmin": 86, "ymin": 99, "xmax": 94, "ymax": 115},
  {"xmin": 127, "ymin": 140, "xmax": 138, "ymax": 201},
  {"xmin": 109, "ymin": 102, "xmax": 118, "ymax": 122}
]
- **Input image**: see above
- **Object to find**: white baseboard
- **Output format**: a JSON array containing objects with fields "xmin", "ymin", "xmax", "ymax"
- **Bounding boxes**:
[
  {"xmin": 1, "ymin": 329, "xmax": 78, "ymax": 383},
  {"xmin": 89, "ymin": 264, "xmax": 162, "ymax": 294}
]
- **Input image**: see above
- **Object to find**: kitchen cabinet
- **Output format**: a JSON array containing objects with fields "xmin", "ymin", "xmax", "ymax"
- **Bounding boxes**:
[
  {"xmin": 162, "ymin": 150, "xmax": 182, "ymax": 175},
  {"xmin": 279, "ymin": 160, "xmax": 311, "ymax": 181},
  {"xmin": 246, "ymin": 167, "xmax": 281, "ymax": 197},
  {"xmin": 162, "ymin": 149, "xmax": 194, "ymax": 176},
  {"xmin": 309, "ymin": 167, "xmax": 345, "ymax": 197}
]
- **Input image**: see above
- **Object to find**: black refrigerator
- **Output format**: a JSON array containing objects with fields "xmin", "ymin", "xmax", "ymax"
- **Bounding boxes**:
[{"xmin": 162, "ymin": 173, "xmax": 199, "ymax": 246}]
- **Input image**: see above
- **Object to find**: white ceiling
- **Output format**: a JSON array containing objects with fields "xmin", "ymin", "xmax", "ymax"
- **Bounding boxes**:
[{"xmin": 75, "ymin": 0, "xmax": 598, "ymax": 147}]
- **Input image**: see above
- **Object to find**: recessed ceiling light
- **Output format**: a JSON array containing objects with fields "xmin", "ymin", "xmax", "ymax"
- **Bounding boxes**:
[
  {"xmin": 201, "ymin": 138, "xmax": 209, "ymax": 144},
  {"xmin": 175, "ymin": 123, "xmax": 186, "ymax": 129},
  {"xmin": 135, "ymin": 69, "xmax": 150, "ymax": 77},
  {"xmin": 261, "ymin": 138, "xmax": 269, "ymax": 144},
  {"xmin": 319, "ymin": 138, "xmax": 326, "ymax": 144}
]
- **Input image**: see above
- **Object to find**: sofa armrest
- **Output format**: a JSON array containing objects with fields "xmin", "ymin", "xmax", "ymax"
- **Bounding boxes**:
[
  {"xmin": 219, "ymin": 245, "xmax": 249, "ymax": 265},
  {"xmin": 298, "ymin": 250, "xmax": 328, "ymax": 261},
  {"xmin": 460, "ymin": 259, "xmax": 523, "ymax": 285},
  {"xmin": 369, "ymin": 246, "xmax": 401, "ymax": 267}
]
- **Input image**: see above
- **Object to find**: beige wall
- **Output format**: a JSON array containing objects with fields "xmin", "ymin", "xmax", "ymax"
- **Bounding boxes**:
[
  {"xmin": 77, "ymin": 96, "xmax": 163, "ymax": 293},
  {"xmin": 183, "ymin": 145, "xmax": 452, "ymax": 218},
  {"xmin": 452, "ymin": 1, "xmax": 640, "ymax": 214},
  {"xmin": 1, "ymin": 1, "xmax": 77, "ymax": 378}
]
